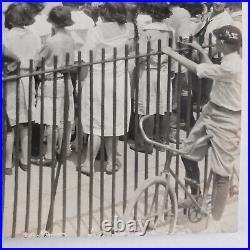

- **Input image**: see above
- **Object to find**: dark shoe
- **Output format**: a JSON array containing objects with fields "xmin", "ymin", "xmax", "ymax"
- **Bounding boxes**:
[
  {"xmin": 129, "ymin": 144, "xmax": 153, "ymax": 154},
  {"xmin": 4, "ymin": 168, "xmax": 13, "ymax": 175},
  {"xmin": 19, "ymin": 161, "xmax": 28, "ymax": 172}
]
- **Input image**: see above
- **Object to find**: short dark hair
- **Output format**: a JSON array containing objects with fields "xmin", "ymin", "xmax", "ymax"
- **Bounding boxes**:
[
  {"xmin": 99, "ymin": 2, "xmax": 127, "ymax": 25},
  {"xmin": 5, "ymin": 3, "xmax": 35, "ymax": 29},
  {"xmin": 138, "ymin": 2, "xmax": 172, "ymax": 21},
  {"xmin": 47, "ymin": 6, "xmax": 74, "ymax": 28}
]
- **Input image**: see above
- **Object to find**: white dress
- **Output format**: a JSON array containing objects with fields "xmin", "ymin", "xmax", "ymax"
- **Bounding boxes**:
[
  {"xmin": 137, "ymin": 22, "xmax": 175, "ymax": 115},
  {"xmin": 34, "ymin": 30, "xmax": 75, "ymax": 126},
  {"xmin": 3, "ymin": 27, "xmax": 41, "ymax": 126},
  {"xmin": 81, "ymin": 22, "xmax": 132, "ymax": 136}
]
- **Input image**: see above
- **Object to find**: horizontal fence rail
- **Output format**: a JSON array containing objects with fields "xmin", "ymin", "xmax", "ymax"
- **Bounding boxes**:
[{"xmin": 2, "ymin": 36, "xmax": 216, "ymax": 237}]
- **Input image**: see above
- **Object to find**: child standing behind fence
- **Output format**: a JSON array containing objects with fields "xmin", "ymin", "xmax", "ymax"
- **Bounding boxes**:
[
  {"xmin": 80, "ymin": 3, "xmax": 133, "ymax": 176},
  {"xmin": 3, "ymin": 3, "xmax": 41, "ymax": 174},
  {"xmin": 34, "ymin": 6, "xmax": 76, "ymax": 166},
  {"xmin": 130, "ymin": 3, "xmax": 175, "ymax": 154}
]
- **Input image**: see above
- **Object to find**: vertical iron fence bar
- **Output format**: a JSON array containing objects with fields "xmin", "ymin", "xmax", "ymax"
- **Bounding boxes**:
[
  {"xmin": 49, "ymin": 56, "xmax": 58, "ymax": 234},
  {"xmin": 166, "ymin": 38, "xmax": 172, "ymax": 144},
  {"xmin": 155, "ymin": 40, "xmax": 161, "ymax": 176},
  {"xmin": 111, "ymin": 47, "xmax": 117, "ymax": 229},
  {"xmin": 62, "ymin": 53, "xmax": 70, "ymax": 234},
  {"xmin": 175, "ymin": 37, "xmax": 183, "ymax": 199},
  {"xmin": 144, "ymin": 41, "xmax": 151, "ymax": 217},
  {"xmin": 164, "ymin": 36, "xmax": 173, "ymax": 217},
  {"xmin": 77, "ymin": 52, "xmax": 83, "ymax": 236},
  {"xmin": 37, "ymin": 58, "xmax": 45, "ymax": 236},
  {"xmin": 134, "ymin": 43, "xmax": 140, "ymax": 219},
  {"xmin": 166, "ymin": 36, "xmax": 173, "ymax": 147},
  {"xmin": 25, "ymin": 60, "xmax": 33, "ymax": 233},
  {"xmin": 89, "ymin": 50, "xmax": 94, "ymax": 234},
  {"xmin": 100, "ymin": 48, "xmax": 105, "ymax": 227},
  {"xmin": 154, "ymin": 39, "xmax": 162, "ymax": 216},
  {"xmin": 123, "ymin": 45, "xmax": 128, "ymax": 213},
  {"xmin": 12, "ymin": 62, "xmax": 21, "ymax": 238},
  {"xmin": 2, "ymin": 64, "xmax": 8, "ymax": 226},
  {"xmin": 186, "ymin": 36, "xmax": 193, "ymax": 137}
]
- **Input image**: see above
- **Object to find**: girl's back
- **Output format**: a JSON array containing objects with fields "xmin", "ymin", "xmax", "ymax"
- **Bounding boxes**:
[
  {"xmin": 42, "ymin": 30, "xmax": 75, "ymax": 69},
  {"xmin": 3, "ymin": 27, "xmax": 41, "ymax": 68}
]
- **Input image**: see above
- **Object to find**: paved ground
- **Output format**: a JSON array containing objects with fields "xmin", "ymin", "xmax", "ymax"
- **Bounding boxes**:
[{"xmin": 3, "ymin": 138, "xmax": 238, "ymax": 239}]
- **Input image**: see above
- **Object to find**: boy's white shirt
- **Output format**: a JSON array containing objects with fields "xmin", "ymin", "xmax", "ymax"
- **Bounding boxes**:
[{"xmin": 197, "ymin": 51, "xmax": 241, "ymax": 111}]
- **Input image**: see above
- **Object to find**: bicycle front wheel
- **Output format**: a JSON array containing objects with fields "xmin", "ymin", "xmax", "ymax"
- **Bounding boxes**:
[{"xmin": 124, "ymin": 177, "xmax": 177, "ymax": 235}]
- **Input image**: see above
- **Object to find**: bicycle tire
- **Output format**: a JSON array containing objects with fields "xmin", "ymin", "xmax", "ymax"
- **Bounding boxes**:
[{"xmin": 123, "ymin": 177, "xmax": 178, "ymax": 235}]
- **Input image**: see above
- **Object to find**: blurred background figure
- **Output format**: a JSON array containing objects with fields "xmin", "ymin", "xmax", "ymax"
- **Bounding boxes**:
[{"xmin": 227, "ymin": 2, "xmax": 242, "ymax": 30}]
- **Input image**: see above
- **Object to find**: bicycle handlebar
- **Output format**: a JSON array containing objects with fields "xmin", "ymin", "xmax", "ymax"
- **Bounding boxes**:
[{"xmin": 139, "ymin": 115, "xmax": 213, "ymax": 157}]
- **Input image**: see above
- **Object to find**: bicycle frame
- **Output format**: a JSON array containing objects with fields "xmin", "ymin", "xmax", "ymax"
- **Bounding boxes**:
[{"xmin": 139, "ymin": 115, "xmax": 213, "ymax": 216}]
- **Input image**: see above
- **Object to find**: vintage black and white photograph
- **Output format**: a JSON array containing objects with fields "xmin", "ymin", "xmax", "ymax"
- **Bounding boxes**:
[{"xmin": 1, "ymin": 1, "xmax": 247, "ymax": 246}]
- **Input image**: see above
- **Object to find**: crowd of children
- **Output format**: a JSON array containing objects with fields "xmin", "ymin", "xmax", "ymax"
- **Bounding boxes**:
[{"xmin": 2, "ymin": 2, "xmax": 242, "ymax": 231}]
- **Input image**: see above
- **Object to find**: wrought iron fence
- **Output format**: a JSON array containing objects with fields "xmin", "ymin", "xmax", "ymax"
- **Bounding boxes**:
[{"xmin": 2, "ymin": 35, "xmax": 216, "ymax": 238}]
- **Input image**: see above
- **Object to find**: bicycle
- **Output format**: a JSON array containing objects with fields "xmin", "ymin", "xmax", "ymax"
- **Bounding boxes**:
[{"xmin": 123, "ymin": 115, "xmax": 214, "ymax": 234}]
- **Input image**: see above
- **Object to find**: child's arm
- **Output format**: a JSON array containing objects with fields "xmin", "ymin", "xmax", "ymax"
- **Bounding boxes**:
[{"xmin": 163, "ymin": 47, "xmax": 198, "ymax": 74}]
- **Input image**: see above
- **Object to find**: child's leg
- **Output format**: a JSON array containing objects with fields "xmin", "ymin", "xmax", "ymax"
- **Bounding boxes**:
[
  {"xmin": 105, "ymin": 136, "xmax": 121, "ymax": 172},
  {"xmin": 56, "ymin": 122, "xmax": 72, "ymax": 156},
  {"xmin": 6, "ymin": 131, "xmax": 14, "ymax": 169},
  {"xmin": 45, "ymin": 125, "xmax": 54, "ymax": 159},
  {"xmin": 57, "ymin": 123, "xmax": 64, "ymax": 154},
  {"xmin": 20, "ymin": 125, "xmax": 28, "ymax": 164},
  {"xmin": 105, "ymin": 136, "xmax": 118, "ymax": 165},
  {"xmin": 82, "ymin": 135, "xmax": 101, "ymax": 168},
  {"xmin": 211, "ymin": 173, "xmax": 230, "ymax": 220},
  {"xmin": 181, "ymin": 157, "xmax": 200, "ymax": 195},
  {"xmin": 66, "ymin": 122, "xmax": 72, "ymax": 155},
  {"xmin": 204, "ymin": 173, "xmax": 230, "ymax": 232}
]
